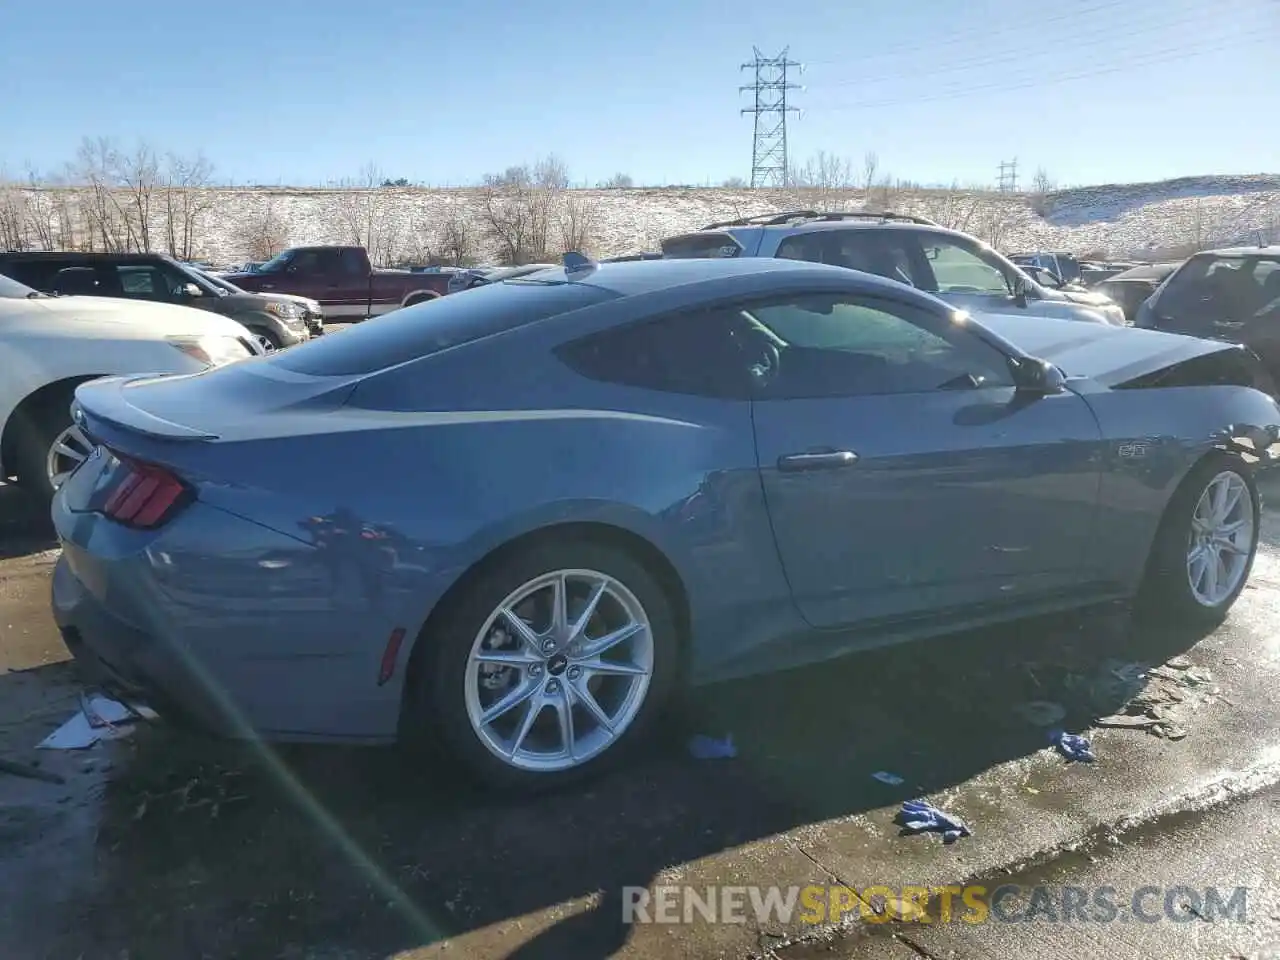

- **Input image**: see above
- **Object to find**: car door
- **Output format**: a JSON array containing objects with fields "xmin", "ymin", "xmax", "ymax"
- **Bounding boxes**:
[{"xmin": 744, "ymin": 289, "xmax": 1105, "ymax": 629}]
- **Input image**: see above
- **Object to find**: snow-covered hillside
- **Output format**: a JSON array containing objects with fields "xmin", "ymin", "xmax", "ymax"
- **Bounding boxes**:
[{"xmin": 8, "ymin": 173, "xmax": 1280, "ymax": 267}]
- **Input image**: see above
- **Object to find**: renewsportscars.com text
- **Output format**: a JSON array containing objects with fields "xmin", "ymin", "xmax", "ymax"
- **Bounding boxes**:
[{"xmin": 622, "ymin": 884, "xmax": 1249, "ymax": 925}]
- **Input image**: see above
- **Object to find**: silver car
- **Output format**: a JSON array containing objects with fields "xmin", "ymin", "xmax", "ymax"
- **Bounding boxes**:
[{"xmin": 662, "ymin": 211, "xmax": 1127, "ymax": 325}]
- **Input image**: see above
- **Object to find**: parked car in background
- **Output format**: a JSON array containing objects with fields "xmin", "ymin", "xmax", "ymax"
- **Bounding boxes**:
[
  {"xmin": 1136, "ymin": 247, "xmax": 1280, "ymax": 380},
  {"xmin": 602, "ymin": 253, "xmax": 663, "ymax": 262},
  {"xmin": 1011, "ymin": 251, "xmax": 1084, "ymax": 284},
  {"xmin": 195, "ymin": 268, "xmax": 324, "ymax": 337},
  {"xmin": 446, "ymin": 263, "xmax": 559, "ymax": 293},
  {"xmin": 0, "ymin": 252, "xmax": 312, "ymax": 350},
  {"xmin": 0, "ymin": 271, "xmax": 260, "ymax": 503},
  {"xmin": 663, "ymin": 211, "xmax": 1126, "ymax": 324},
  {"xmin": 224, "ymin": 245, "xmax": 448, "ymax": 321},
  {"xmin": 51, "ymin": 255, "xmax": 1280, "ymax": 791},
  {"xmin": 1095, "ymin": 262, "xmax": 1181, "ymax": 325}
]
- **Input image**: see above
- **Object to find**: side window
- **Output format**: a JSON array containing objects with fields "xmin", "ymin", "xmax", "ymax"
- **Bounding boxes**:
[
  {"xmin": 822, "ymin": 231, "xmax": 917, "ymax": 287},
  {"xmin": 337, "ymin": 249, "xmax": 368, "ymax": 276},
  {"xmin": 288, "ymin": 250, "xmax": 326, "ymax": 275},
  {"xmin": 117, "ymin": 267, "xmax": 156, "ymax": 295},
  {"xmin": 744, "ymin": 293, "xmax": 1015, "ymax": 399},
  {"xmin": 775, "ymin": 233, "xmax": 824, "ymax": 264},
  {"xmin": 918, "ymin": 237, "xmax": 1011, "ymax": 295},
  {"xmin": 556, "ymin": 309, "xmax": 752, "ymax": 399}
]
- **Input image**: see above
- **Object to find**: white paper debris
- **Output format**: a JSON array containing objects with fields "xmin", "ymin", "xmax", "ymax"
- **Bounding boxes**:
[
  {"xmin": 38, "ymin": 693, "xmax": 151, "ymax": 750},
  {"xmin": 872, "ymin": 771, "xmax": 905, "ymax": 786}
]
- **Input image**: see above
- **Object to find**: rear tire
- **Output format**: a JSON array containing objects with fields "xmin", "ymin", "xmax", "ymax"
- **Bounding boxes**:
[
  {"xmin": 1138, "ymin": 453, "xmax": 1260, "ymax": 625},
  {"xmin": 408, "ymin": 537, "xmax": 680, "ymax": 792}
]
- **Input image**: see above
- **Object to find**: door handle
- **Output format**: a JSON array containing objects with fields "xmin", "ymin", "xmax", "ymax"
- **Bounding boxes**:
[
  {"xmin": 777, "ymin": 450, "xmax": 858, "ymax": 472},
  {"xmin": 259, "ymin": 283, "xmax": 275, "ymax": 290}
]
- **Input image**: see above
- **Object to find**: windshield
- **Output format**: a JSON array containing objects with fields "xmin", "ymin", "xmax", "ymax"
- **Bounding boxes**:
[
  {"xmin": 257, "ymin": 250, "xmax": 293, "ymax": 273},
  {"xmin": 1159, "ymin": 254, "xmax": 1280, "ymax": 322},
  {"xmin": 196, "ymin": 270, "xmax": 244, "ymax": 295},
  {"xmin": 0, "ymin": 272, "xmax": 44, "ymax": 299}
]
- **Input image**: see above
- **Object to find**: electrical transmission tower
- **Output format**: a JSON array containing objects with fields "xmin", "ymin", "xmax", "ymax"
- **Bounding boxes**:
[
  {"xmin": 740, "ymin": 47, "xmax": 802, "ymax": 188},
  {"xmin": 997, "ymin": 158, "xmax": 1020, "ymax": 192}
]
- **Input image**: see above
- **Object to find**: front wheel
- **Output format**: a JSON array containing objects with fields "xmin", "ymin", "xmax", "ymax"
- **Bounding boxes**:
[
  {"xmin": 410, "ymin": 538, "xmax": 680, "ymax": 791},
  {"xmin": 1139, "ymin": 454, "xmax": 1260, "ymax": 624}
]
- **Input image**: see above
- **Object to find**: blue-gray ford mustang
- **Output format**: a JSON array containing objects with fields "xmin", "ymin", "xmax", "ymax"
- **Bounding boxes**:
[{"xmin": 50, "ymin": 256, "xmax": 1280, "ymax": 789}]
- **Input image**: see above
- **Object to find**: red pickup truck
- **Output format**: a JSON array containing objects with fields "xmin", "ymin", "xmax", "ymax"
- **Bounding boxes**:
[{"xmin": 224, "ymin": 246, "xmax": 449, "ymax": 321}]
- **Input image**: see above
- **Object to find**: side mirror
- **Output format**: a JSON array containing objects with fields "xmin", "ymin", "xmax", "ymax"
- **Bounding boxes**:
[
  {"xmin": 1011, "ymin": 273, "xmax": 1029, "ymax": 308},
  {"xmin": 1013, "ymin": 357, "xmax": 1066, "ymax": 395},
  {"xmin": 179, "ymin": 282, "xmax": 202, "ymax": 298}
]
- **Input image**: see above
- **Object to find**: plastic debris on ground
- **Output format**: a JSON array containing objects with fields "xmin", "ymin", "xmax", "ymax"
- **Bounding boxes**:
[
  {"xmin": 1049, "ymin": 728, "xmax": 1096, "ymax": 762},
  {"xmin": 897, "ymin": 799, "xmax": 972, "ymax": 844},
  {"xmin": 37, "ymin": 693, "xmax": 154, "ymax": 750},
  {"xmin": 687, "ymin": 734, "xmax": 736, "ymax": 760},
  {"xmin": 871, "ymin": 771, "xmax": 904, "ymax": 786}
]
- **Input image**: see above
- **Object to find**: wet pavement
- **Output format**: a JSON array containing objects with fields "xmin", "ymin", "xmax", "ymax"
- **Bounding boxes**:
[{"xmin": 2, "ymin": 480, "xmax": 1280, "ymax": 959}]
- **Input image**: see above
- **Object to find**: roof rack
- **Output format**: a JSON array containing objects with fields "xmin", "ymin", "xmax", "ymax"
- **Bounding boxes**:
[{"xmin": 700, "ymin": 210, "xmax": 938, "ymax": 230}]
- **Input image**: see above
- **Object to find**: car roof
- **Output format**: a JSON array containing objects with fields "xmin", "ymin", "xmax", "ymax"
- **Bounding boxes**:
[
  {"xmin": 1106, "ymin": 262, "xmax": 1181, "ymax": 281},
  {"xmin": 511, "ymin": 256, "xmax": 904, "ymax": 298},
  {"xmin": 0, "ymin": 251, "xmax": 169, "ymax": 260},
  {"xmin": 1192, "ymin": 246, "xmax": 1280, "ymax": 258}
]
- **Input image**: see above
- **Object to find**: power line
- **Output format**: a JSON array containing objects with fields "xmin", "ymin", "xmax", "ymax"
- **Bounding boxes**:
[
  {"xmin": 810, "ymin": 33, "xmax": 1264, "ymax": 113},
  {"xmin": 799, "ymin": 0, "xmax": 1137, "ymax": 66},
  {"xmin": 808, "ymin": 4, "xmax": 1230, "ymax": 89},
  {"xmin": 740, "ymin": 47, "xmax": 803, "ymax": 188}
]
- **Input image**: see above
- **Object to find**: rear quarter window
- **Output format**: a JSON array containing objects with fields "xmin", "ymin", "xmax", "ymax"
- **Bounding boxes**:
[
  {"xmin": 266, "ymin": 280, "xmax": 616, "ymax": 376},
  {"xmin": 660, "ymin": 233, "xmax": 743, "ymax": 259}
]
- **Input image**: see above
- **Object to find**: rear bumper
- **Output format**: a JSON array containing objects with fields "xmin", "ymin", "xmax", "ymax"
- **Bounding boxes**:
[
  {"xmin": 53, "ymin": 555, "xmax": 231, "ymax": 735},
  {"xmin": 50, "ymin": 499, "xmax": 409, "ymax": 745}
]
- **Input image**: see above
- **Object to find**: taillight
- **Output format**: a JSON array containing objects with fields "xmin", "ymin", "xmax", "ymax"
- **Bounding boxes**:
[{"xmin": 100, "ymin": 454, "xmax": 190, "ymax": 529}]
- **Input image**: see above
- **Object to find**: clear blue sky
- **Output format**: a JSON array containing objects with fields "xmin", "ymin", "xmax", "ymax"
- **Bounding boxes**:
[{"xmin": 2, "ymin": 0, "xmax": 1275, "ymax": 188}]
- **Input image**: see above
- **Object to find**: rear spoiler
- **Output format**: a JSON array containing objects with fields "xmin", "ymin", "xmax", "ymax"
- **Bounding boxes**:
[{"xmin": 73, "ymin": 376, "xmax": 220, "ymax": 442}]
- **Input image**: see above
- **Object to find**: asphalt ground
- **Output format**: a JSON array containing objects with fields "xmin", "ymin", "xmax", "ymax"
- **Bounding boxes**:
[{"xmin": 2, "ymin": 477, "xmax": 1280, "ymax": 960}]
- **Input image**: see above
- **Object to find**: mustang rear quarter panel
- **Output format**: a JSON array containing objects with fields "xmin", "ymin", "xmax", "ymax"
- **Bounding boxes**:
[
  {"xmin": 338, "ymin": 332, "xmax": 798, "ymax": 684},
  {"xmin": 1075, "ymin": 382, "xmax": 1280, "ymax": 586}
]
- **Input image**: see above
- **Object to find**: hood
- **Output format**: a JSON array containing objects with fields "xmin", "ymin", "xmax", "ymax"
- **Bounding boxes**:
[
  {"xmin": 1061, "ymin": 288, "xmax": 1115, "ymax": 307},
  {"xmin": 974, "ymin": 312, "xmax": 1231, "ymax": 388},
  {"xmin": 12, "ymin": 295, "xmax": 255, "ymax": 340}
]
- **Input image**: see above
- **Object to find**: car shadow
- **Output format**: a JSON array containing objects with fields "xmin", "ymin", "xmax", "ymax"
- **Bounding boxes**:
[
  {"xmin": 42, "ymin": 601, "xmax": 1216, "ymax": 960},
  {"xmin": 0, "ymin": 484, "xmax": 56, "ymax": 560}
]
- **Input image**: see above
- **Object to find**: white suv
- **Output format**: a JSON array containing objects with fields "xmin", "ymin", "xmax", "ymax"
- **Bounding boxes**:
[{"xmin": 0, "ymin": 272, "xmax": 261, "ymax": 503}]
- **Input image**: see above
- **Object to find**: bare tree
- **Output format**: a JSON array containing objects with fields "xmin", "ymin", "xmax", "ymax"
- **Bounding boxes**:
[
  {"xmin": 162, "ymin": 151, "xmax": 215, "ymax": 260},
  {"xmin": 600, "ymin": 172, "xmax": 634, "ymax": 189},
  {"xmin": 721, "ymin": 176, "xmax": 748, "ymax": 189},
  {"xmin": 335, "ymin": 162, "xmax": 403, "ymax": 265},
  {"xmin": 73, "ymin": 137, "xmax": 127, "ymax": 252},
  {"xmin": 1031, "ymin": 167, "xmax": 1055, "ymax": 194},
  {"xmin": 235, "ymin": 195, "xmax": 289, "ymax": 261},
  {"xmin": 557, "ymin": 193, "xmax": 599, "ymax": 254},
  {"xmin": 862, "ymin": 152, "xmax": 880, "ymax": 192},
  {"xmin": 0, "ymin": 173, "xmax": 29, "ymax": 251},
  {"xmin": 479, "ymin": 156, "xmax": 566, "ymax": 264},
  {"xmin": 788, "ymin": 151, "xmax": 854, "ymax": 211},
  {"xmin": 119, "ymin": 141, "xmax": 160, "ymax": 251},
  {"xmin": 438, "ymin": 204, "xmax": 477, "ymax": 266}
]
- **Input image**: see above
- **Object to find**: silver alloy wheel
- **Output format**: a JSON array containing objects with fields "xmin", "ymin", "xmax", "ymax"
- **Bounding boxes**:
[
  {"xmin": 46, "ymin": 422, "xmax": 95, "ymax": 490},
  {"xmin": 1186, "ymin": 470, "xmax": 1254, "ymax": 607},
  {"xmin": 464, "ymin": 568, "xmax": 654, "ymax": 772}
]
